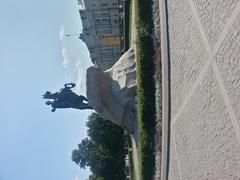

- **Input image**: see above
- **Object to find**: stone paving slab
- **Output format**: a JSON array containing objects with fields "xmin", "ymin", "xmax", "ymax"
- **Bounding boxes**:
[{"xmin": 160, "ymin": 0, "xmax": 240, "ymax": 179}]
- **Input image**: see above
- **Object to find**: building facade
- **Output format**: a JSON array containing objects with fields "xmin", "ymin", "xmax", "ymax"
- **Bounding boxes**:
[{"xmin": 78, "ymin": 0, "xmax": 123, "ymax": 70}]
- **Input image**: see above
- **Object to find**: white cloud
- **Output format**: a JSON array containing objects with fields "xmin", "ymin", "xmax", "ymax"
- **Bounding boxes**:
[
  {"xmin": 75, "ymin": 60, "xmax": 86, "ymax": 93},
  {"xmin": 76, "ymin": 60, "xmax": 81, "ymax": 69},
  {"xmin": 59, "ymin": 25, "xmax": 65, "ymax": 40},
  {"xmin": 61, "ymin": 48, "xmax": 69, "ymax": 69},
  {"xmin": 74, "ymin": 176, "xmax": 81, "ymax": 180}
]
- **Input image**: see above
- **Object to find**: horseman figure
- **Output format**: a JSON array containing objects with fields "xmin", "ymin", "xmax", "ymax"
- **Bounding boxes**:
[{"xmin": 43, "ymin": 83, "xmax": 93, "ymax": 112}]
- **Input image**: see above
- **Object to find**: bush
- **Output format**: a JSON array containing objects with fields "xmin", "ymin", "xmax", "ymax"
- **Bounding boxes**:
[{"xmin": 135, "ymin": 0, "xmax": 156, "ymax": 179}]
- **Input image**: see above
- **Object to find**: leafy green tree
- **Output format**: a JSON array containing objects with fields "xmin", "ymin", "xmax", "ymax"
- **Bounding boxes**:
[
  {"xmin": 71, "ymin": 138, "xmax": 93, "ymax": 168},
  {"xmin": 72, "ymin": 113, "xmax": 126, "ymax": 180},
  {"xmin": 88, "ymin": 174, "xmax": 104, "ymax": 180}
]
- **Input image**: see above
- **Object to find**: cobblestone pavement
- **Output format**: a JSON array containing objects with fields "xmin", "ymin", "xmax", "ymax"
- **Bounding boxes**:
[{"xmin": 161, "ymin": 0, "xmax": 240, "ymax": 179}]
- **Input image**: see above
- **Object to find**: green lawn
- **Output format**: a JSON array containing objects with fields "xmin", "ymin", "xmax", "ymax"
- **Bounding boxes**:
[
  {"xmin": 124, "ymin": 1, "xmax": 137, "ymax": 180},
  {"xmin": 129, "ymin": 138, "xmax": 136, "ymax": 180}
]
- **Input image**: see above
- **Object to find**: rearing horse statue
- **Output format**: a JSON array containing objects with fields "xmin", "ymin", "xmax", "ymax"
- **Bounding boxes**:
[{"xmin": 43, "ymin": 83, "xmax": 93, "ymax": 112}]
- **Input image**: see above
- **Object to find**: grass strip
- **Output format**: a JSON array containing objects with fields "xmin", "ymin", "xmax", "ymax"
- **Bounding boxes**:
[{"xmin": 129, "ymin": 138, "xmax": 136, "ymax": 180}]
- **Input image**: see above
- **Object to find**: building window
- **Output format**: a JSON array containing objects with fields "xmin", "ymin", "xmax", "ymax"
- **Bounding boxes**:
[
  {"xmin": 79, "ymin": 10, "xmax": 86, "ymax": 16},
  {"xmin": 101, "ymin": 13, "xmax": 109, "ymax": 16},
  {"xmin": 103, "ymin": 29, "xmax": 111, "ymax": 33},
  {"xmin": 100, "ymin": 0, "xmax": 108, "ymax": 4},
  {"xmin": 96, "ymin": 24, "xmax": 110, "ymax": 29},
  {"xmin": 114, "ymin": 19, "xmax": 118, "ymax": 24},
  {"xmin": 101, "ymin": 3, "xmax": 108, "ymax": 6},
  {"xmin": 89, "ymin": 48, "xmax": 94, "ymax": 53},
  {"xmin": 80, "ymin": 10, "xmax": 87, "ymax": 20},
  {"xmin": 102, "ymin": 18, "xmax": 110, "ymax": 24},
  {"xmin": 95, "ymin": 19, "xmax": 101, "ymax": 23},
  {"xmin": 96, "ymin": 29, "xmax": 111, "ymax": 35}
]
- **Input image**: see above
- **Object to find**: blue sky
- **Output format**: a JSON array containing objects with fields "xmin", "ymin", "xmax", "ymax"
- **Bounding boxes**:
[{"xmin": 0, "ymin": 0, "xmax": 92, "ymax": 180}]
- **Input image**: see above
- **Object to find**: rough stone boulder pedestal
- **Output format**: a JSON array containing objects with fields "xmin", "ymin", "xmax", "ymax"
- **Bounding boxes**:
[{"xmin": 86, "ymin": 47, "xmax": 136, "ymax": 134}]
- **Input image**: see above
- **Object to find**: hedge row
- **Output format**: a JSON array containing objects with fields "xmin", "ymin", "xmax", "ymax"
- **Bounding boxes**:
[{"xmin": 135, "ymin": 0, "xmax": 156, "ymax": 179}]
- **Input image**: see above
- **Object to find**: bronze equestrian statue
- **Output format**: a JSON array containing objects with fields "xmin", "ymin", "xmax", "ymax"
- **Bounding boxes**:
[{"xmin": 43, "ymin": 83, "xmax": 93, "ymax": 112}]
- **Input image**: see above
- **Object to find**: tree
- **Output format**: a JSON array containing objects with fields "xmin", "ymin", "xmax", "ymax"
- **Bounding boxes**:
[
  {"xmin": 71, "ymin": 138, "xmax": 93, "ymax": 169},
  {"xmin": 88, "ymin": 174, "xmax": 104, "ymax": 180},
  {"xmin": 72, "ymin": 113, "xmax": 126, "ymax": 180}
]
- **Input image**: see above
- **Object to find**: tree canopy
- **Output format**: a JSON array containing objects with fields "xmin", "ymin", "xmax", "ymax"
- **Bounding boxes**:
[{"xmin": 72, "ymin": 113, "xmax": 126, "ymax": 180}]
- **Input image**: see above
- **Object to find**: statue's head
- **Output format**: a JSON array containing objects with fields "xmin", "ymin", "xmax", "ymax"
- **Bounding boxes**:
[{"xmin": 45, "ymin": 101, "xmax": 52, "ymax": 105}]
